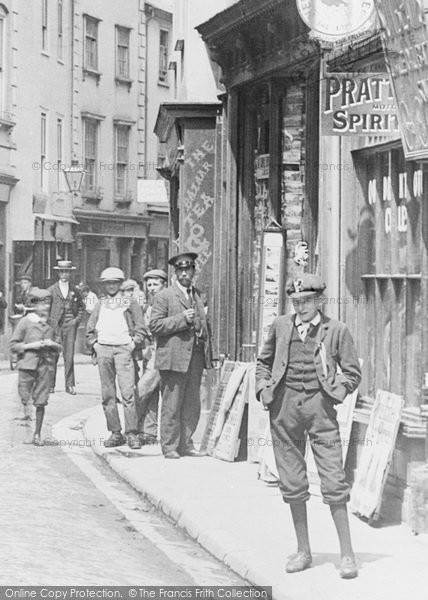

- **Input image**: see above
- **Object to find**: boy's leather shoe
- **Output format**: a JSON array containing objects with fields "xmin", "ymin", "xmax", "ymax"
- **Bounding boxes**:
[
  {"xmin": 339, "ymin": 556, "xmax": 358, "ymax": 579},
  {"xmin": 285, "ymin": 551, "xmax": 312, "ymax": 573},
  {"xmin": 66, "ymin": 386, "xmax": 77, "ymax": 395},
  {"xmin": 104, "ymin": 432, "xmax": 126, "ymax": 447},
  {"xmin": 32, "ymin": 434, "xmax": 44, "ymax": 447},
  {"xmin": 127, "ymin": 433, "xmax": 142, "ymax": 450},
  {"xmin": 182, "ymin": 449, "xmax": 205, "ymax": 457},
  {"xmin": 164, "ymin": 451, "xmax": 180, "ymax": 459}
]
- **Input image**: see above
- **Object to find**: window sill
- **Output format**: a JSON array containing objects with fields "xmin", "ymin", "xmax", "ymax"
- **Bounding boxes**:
[
  {"xmin": 57, "ymin": 58, "xmax": 65, "ymax": 65},
  {"xmin": 82, "ymin": 188, "xmax": 103, "ymax": 204},
  {"xmin": 0, "ymin": 116, "xmax": 16, "ymax": 130},
  {"xmin": 41, "ymin": 51, "xmax": 50, "ymax": 58},
  {"xmin": 83, "ymin": 67, "xmax": 102, "ymax": 85},
  {"xmin": 361, "ymin": 273, "xmax": 422, "ymax": 280},
  {"xmin": 157, "ymin": 80, "xmax": 170, "ymax": 88},
  {"xmin": 114, "ymin": 194, "xmax": 133, "ymax": 207},
  {"xmin": 115, "ymin": 76, "xmax": 133, "ymax": 91}
]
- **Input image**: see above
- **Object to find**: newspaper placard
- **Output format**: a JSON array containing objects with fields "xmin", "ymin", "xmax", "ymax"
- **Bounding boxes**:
[{"xmin": 350, "ymin": 390, "xmax": 404, "ymax": 521}]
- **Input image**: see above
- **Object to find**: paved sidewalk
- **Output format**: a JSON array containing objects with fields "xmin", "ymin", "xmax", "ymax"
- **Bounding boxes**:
[{"xmin": 83, "ymin": 406, "xmax": 428, "ymax": 600}]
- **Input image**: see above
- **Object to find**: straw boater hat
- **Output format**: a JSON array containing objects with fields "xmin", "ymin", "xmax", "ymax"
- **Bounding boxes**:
[{"xmin": 53, "ymin": 260, "xmax": 76, "ymax": 270}]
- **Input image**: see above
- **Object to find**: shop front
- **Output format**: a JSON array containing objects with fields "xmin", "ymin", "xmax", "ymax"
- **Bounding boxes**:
[
  {"xmin": 196, "ymin": 0, "xmax": 320, "ymax": 362},
  {"xmin": 318, "ymin": 34, "xmax": 428, "ymax": 524},
  {"xmin": 72, "ymin": 210, "xmax": 153, "ymax": 294}
]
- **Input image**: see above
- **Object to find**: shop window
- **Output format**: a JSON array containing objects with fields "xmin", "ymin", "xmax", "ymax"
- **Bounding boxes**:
[
  {"xmin": 356, "ymin": 147, "xmax": 423, "ymax": 406},
  {"xmin": 147, "ymin": 239, "xmax": 168, "ymax": 273}
]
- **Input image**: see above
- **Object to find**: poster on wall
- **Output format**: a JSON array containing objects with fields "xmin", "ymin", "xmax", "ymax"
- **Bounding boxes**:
[{"xmin": 257, "ymin": 225, "xmax": 284, "ymax": 353}]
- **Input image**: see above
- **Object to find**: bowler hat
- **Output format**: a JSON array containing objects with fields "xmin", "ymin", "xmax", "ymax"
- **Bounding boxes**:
[
  {"xmin": 286, "ymin": 274, "xmax": 326, "ymax": 298},
  {"xmin": 143, "ymin": 269, "xmax": 168, "ymax": 282},
  {"xmin": 168, "ymin": 252, "xmax": 198, "ymax": 268},
  {"xmin": 53, "ymin": 260, "xmax": 76, "ymax": 270}
]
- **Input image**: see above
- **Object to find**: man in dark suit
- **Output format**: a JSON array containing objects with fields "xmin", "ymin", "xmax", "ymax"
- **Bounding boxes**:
[
  {"xmin": 149, "ymin": 253, "xmax": 211, "ymax": 459},
  {"xmin": 256, "ymin": 274, "xmax": 361, "ymax": 579},
  {"xmin": 48, "ymin": 260, "xmax": 84, "ymax": 395}
]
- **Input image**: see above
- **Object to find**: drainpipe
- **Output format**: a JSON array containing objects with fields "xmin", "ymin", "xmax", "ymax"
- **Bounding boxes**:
[{"xmin": 144, "ymin": 4, "xmax": 155, "ymax": 180}]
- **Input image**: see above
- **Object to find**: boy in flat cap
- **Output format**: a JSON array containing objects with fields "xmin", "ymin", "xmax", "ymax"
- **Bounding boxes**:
[
  {"xmin": 10, "ymin": 288, "xmax": 62, "ymax": 445},
  {"xmin": 149, "ymin": 253, "xmax": 210, "ymax": 458},
  {"xmin": 136, "ymin": 269, "xmax": 168, "ymax": 445},
  {"xmin": 256, "ymin": 274, "xmax": 361, "ymax": 579}
]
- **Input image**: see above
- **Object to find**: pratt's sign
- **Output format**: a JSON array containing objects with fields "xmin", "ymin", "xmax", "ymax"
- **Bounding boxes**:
[
  {"xmin": 321, "ymin": 73, "xmax": 399, "ymax": 135},
  {"xmin": 373, "ymin": 0, "xmax": 428, "ymax": 160}
]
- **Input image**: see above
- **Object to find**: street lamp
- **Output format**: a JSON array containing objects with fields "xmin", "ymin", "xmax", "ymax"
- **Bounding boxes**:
[{"xmin": 63, "ymin": 159, "xmax": 85, "ymax": 196}]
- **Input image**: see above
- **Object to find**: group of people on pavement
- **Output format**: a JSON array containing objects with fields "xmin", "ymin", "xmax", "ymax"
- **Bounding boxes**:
[
  {"xmin": 10, "ymin": 258, "xmax": 361, "ymax": 579},
  {"xmin": 10, "ymin": 251, "xmax": 209, "ymax": 459}
]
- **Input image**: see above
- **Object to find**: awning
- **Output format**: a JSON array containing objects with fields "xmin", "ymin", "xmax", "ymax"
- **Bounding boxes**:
[
  {"xmin": 34, "ymin": 213, "xmax": 79, "ymax": 243},
  {"xmin": 33, "ymin": 213, "xmax": 79, "ymax": 225}
]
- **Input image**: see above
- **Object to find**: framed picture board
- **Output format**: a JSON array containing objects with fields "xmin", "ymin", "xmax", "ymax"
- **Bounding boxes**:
[{"xmin": 257, "ymin": 225, "xmax": 285, "ymax": 353}]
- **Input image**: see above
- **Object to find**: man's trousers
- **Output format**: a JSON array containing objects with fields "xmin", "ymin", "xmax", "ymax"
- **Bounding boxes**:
[
  {"xmin": 96, "ymin": 343, "xmax": 138, "ymax": 435},
  {"xmin": 159, "ymin": 344, "xmax": 205, "ymax": 455},
  {"xmin": 51, "ymin": 320, "xmax": 78, "ymax": 388},
  {"xmin": 269, "ymin": 383, "xmax": 350, "ymax": 505}
]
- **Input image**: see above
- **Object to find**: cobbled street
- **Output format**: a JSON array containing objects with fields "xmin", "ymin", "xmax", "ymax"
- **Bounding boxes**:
[{"xmin": 0, "ymin": 364, "xmax": 246, "ymax": 586}]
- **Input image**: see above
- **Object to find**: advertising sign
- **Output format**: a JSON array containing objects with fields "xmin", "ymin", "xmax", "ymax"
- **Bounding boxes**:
[
  {"xmin": 321, "ymin": 73, "xmax": 399, "ymax": 136},
  {"xmin": 297, "ymin": 0, "xmax": 375, "ymax": 40},
  {"xmin": 373, "ymin": 0, "xmax": 428, "ymax": 159}
]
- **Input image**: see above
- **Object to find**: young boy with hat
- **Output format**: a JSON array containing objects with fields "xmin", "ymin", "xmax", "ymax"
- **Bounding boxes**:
[
  {"xmin": 10, "ymin": 288, "xmax": 62, "ymax": 445},
  {"xmin": 136, "ymin": 268, "xmax": 168, "ymax": 444},
  {"xmin": 256, "ymin": 274, "xmax": 361, "ymax": 579}
]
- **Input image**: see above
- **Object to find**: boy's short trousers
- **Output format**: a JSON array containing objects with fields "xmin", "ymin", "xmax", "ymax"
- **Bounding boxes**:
[{"xmin": 18, "ymin": 360, "xmax": 51, "ymax": 407}]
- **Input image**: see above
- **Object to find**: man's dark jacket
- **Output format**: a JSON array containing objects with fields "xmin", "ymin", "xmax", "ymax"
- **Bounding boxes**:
[
  {"xmin": 47, "ymin": 282, "xmax": 85, "ymax": 328},
  {"xmin": 149, "ymin": 283, "xmax": 211, "ymax": 372}
]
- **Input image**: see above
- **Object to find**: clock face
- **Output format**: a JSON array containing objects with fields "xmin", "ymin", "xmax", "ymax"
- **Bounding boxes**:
[{"xmin": 297, "ymin": 0, "xmax": 375, "ymax": 38}]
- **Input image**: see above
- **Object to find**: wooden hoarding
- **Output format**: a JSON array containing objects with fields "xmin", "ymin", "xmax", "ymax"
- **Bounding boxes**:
[
  {"xmin": 200, "ymin": 362, "xmax": 248, "ymax": 456},
  {"xmin": 350, "ymin": 390, "xmax": 404, "ymax": 521}
]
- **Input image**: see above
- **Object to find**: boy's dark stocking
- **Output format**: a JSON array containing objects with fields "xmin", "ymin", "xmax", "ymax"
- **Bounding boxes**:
[{"xmin": 35, "ymin": 406, "xmax": 45, "ymax": 436}]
